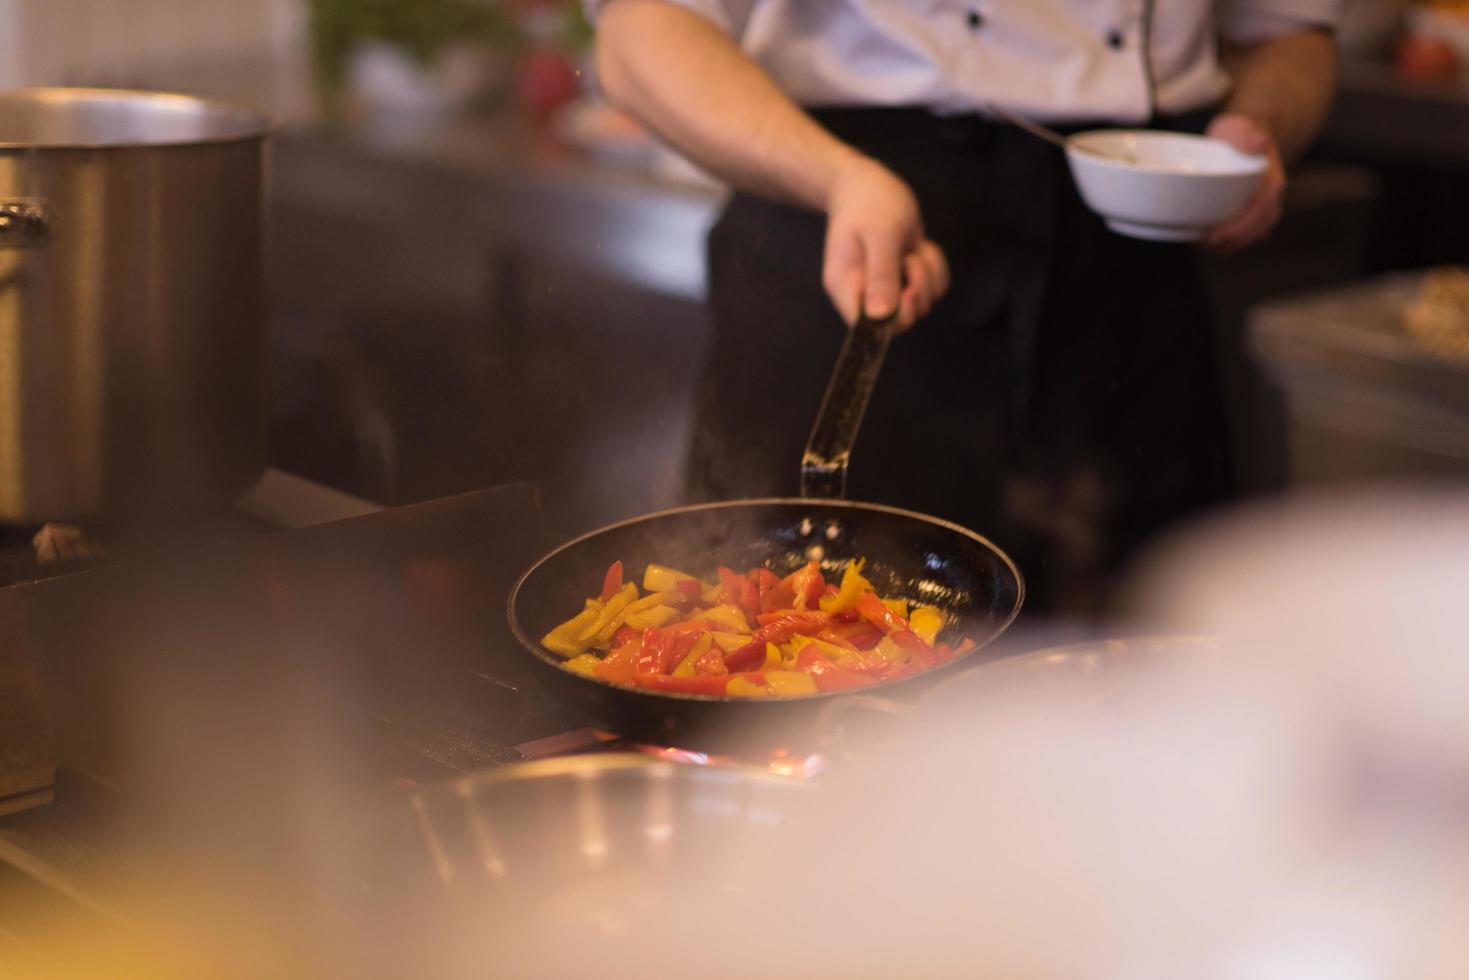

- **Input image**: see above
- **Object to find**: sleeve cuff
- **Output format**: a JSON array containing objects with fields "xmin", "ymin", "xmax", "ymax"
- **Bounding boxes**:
[
  {"xmin": 1220, "ymin": 0, "xmax": 1344, "ymax": 45},
  {"xmin": 582, "ymin": 0, "xmax": 736, "ymax": 34}
]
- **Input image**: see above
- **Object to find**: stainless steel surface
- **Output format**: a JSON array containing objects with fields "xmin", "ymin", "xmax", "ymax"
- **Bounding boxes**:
[
  {"xmin": 0, "ymin": 88, "xmax": 272, "ymax": 522},
  {"xmin": 1249, "ymin": 272, "xmax": 1469, "ymax": 483},
  {"xmin": 352, "ymin": 753, "xmax": 802, "ymax": 975},
  {"xmin": 800, "ymin": 313, "xmax": 893, "ymax": 499},
  {"xmin": 0, "ymin": 87, "xmax": 269, "ymax": 149},
  {"xmin": 235, "ymin": 467, "xmax": 381, "ymax": 528}
]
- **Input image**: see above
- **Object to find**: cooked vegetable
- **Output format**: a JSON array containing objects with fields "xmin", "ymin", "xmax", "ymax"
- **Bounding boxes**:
[{"xmin": 541, "ymin": 558, "xmax": 973, "ymax": 698}]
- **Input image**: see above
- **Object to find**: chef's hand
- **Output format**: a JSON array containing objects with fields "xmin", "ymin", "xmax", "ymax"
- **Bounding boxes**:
[
  {"xmin": 822, "ymin": 156, "xmax": 950, "ymax": 331},
  {"xmin": 1204, "ymin": 113, "xmax": 1285, "ymax": 253}
]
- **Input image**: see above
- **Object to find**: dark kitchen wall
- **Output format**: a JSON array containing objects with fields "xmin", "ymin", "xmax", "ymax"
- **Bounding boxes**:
[{"xmin": 265, "ymin": 129, "xmax": 719, "ymax": 538}]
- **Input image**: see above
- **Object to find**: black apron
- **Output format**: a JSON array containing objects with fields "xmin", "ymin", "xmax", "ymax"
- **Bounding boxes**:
[{"xmin": 686, "ymin": 108, "xmax": 1234, "ymax": 613}]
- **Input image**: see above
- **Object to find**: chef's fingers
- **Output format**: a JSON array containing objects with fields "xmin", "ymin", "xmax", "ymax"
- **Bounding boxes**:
[
  {"xmin": 895, "ymin": 240, "xmax": 950, "ymax": 329},
  {"xmin": 860, "ymin": 226, "xmax": 905, "ymax": 324},
  {"xmin": 822, "ymin": 225, "xmax": 865, "ymax": 326},
  {"xmin": 1204, "ymin": 165, "xmax": 1284, "ymax": 254},
  {"xmin": 918, "ymin": 239, "xmax": 950, "ymax": 300},
  {"xmin": 897, "ymin": 255, "xmax": 927, "ymax": 330}
]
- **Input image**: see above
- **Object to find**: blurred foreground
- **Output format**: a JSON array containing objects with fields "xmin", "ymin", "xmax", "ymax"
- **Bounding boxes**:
[{"xmin": 8, "ymin": 483, "xmax": 1469, "ymax": 978}]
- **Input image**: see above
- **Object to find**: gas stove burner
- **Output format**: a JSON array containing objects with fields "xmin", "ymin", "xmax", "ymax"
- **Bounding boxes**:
[
  {"xmin": 633, "ymin": 743, "xmax": 828, "ymax": 779},
  {"xmin": 515, "ymin": 726, "xmax": 826, "ymax": 779}
]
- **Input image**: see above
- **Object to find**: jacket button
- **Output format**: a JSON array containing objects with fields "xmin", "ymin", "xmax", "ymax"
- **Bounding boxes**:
[
  {"xmin": 967, "ymin": 10, "xmax": 984, "ymax": 30},
  {"xmin": 1106, "ymin": 29, "xmax": 1125, "ymax": 49}
]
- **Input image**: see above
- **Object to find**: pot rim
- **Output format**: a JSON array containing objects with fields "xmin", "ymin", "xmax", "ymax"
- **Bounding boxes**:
[{"xmin": 0, "ymin": 86, "xmax": 276, "ymax": 151}]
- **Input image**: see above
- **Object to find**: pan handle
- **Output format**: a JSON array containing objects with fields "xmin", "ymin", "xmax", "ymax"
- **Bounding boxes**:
[{"xmin": 799, "ymin": 312, "xmax": 895, "ymax": 499}]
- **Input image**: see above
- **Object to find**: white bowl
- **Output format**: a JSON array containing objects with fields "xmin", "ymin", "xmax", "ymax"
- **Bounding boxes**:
[{"xmin": 1064, "ymin": 130, "xmax": 1268, "ymax": 242}]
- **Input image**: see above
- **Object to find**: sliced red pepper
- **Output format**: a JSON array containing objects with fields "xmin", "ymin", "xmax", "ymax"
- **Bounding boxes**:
[
  {"xmin": 785, "ymin": 561, "xmax": 826, "ymax": 611},
  {"xmin": 794, "ymin": 647, "xmax": 876, "ymax": 691},
  {"xmin": 889, "ymin": 629, "xmax": 929, "ymax": 650},
  {"xmin": 612, "ymin": 624, "xmax": 639, "ymax": 648},
  {"xmin": 594, "ymin": 637, "xmax": 641, "ymax": 686},
  {"xmin": 664, "ymin": 616, "xmax": 759, "ymax": 636},
  {"xmin": 663, "ymin": 619, "xmax": 714, "ymax": 637},
  {"xmin": 635, "ymin": 628, "xmax": 668, "ymax": 674},
  {"xmin": 724, "ymin": 611, "xmax": 833, "ymax": 671},
  {"xmin": 717, "ymin": 566, "xmax": 760, "ymax": 619},
  {"xmin": 636, "ymin": 628, "xmax": 702, "ymax": 675},
  {"xmin": 716, "ymin": 567, "xmax": 745, "ymax": 608},
  {"xmin": 857, "ymin": 592, "xmax": 910, "ymax": 634},
  {"xmin": 814, "ymin": 628, "xmax": 858, "ymax": 650},
  {"xmin": 761, "ymin": 582, "xmax": 796, "ymax": 614},
  {"xmin": 664, "ymin": 632, "xmax": 701, "ymax": 673},
  {"xmin": 827, "ymin": 621, "xmax": 883, "ymax": 649},
  {"xmin": 754, "ymin": 569, "xmax": 788, "ymax": 614},
  {"xmin": 675, "ymin": 579, "xmax": 704, "ymax": 601},
  {"xmin": 739, "ymin": 577, "xmax": 761, "ymax": 619},
  {"xmin": 599, "ymin": 560, "xmax": 624, "ymax": 603}
]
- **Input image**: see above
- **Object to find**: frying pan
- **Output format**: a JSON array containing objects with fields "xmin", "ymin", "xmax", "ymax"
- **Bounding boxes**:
[{"xmin": 508, "ymin": 314, "xmax": 1024, "ymax": 752}]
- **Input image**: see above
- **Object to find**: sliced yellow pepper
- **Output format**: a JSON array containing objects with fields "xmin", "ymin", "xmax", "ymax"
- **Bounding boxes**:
[
  {"xmin": 672, "ymin": 633, "xmax": 714, "ymax": 678},
  {"xmin": 709, "ymin": 631, "xmax": 752, "ymax": 652},
  {"xmin": 909, "ymin": 605, "xmax": 943, "ymax": 646},
  {"xmin": 643, "ymin": 563, "xmax": 700, "ymax": 593},
  {"xmin": 882, "ymin": 597, "xmax": 909, "ymax": 621},
  {"xmin": 542, "ymin": 606, "xmax": 601, "ymax": 658},
  {"xmin": 763, "ymin": 642, "xmax": 782, "ymax": 671},
  {"xmin": 819, "ymin": 558, "xmax": 872, "ymax": 614},
  {"xmin": 765, "ymin": 671, "xmax": 818, "ymax": 697},
  {"xmin": 779, "ymin": 642, "xmax": 798, "ymax": 669},
  {"xmin": 790, "ymin": 634, "xmax": 849, "ymax": 660},
  {"xmin": 725, "ymin": 676, "xmax": 769, "ymax": 698},
  {"xmin": 701, "ymin": 604, "xmax": 751, "ymax": 634},
  {"xmin": 578, "ymin": 583, "xmax": 639, "ymax": 642},
  {"xmin": 626, "ymin": 591, "xmax": 677, "ymax": 615},
  {"xmin": 873, "ymin": 635, "xmax": 911, "ymax": 664},
  {"xmin": 563, "ymin": 653, "xmax": 602, "ymax": 678},
  {"xmin": 624, "ymin": 604, "xmax": 680, "ymax": 631}
]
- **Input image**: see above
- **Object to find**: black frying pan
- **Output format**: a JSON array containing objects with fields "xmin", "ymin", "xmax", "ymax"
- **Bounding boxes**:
[{"xmin": 508, "ymin": 315, "xmax": 1024, "ymax": 753}]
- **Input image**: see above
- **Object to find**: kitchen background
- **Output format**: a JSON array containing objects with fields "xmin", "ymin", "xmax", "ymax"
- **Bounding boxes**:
[
  {"xmin": 3, "ymin": 6, "xmax": 1469, "ymax": 970},
  {"xmin": 4, "ymin": 0, "xmax": 1467, "ymax": 537}
]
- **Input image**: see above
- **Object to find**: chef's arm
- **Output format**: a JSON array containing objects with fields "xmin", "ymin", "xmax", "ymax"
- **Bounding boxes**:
[
  {"xmin": 597, "ymin": 0, "xmax": 857, "ymax": 212},
  {"xmin": 1204, "ymin": 26, "xmax": 1338, "ymax": 251},
  {"xmin": 1220, "ymin": 28, "xmax": 1338, "ymax": 165},
  {"xmin": 595, "ymin": 0, "xmax": 948, "ymax": 328}
]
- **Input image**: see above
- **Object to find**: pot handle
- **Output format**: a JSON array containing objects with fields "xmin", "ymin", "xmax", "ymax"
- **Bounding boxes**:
[
  {"xmin": 0, "ymin": 201, "xmax": 52, "ymax": 247},
  {"xmin": 799, "ymin": 311, "xmax": 895, "ymax": 500}
]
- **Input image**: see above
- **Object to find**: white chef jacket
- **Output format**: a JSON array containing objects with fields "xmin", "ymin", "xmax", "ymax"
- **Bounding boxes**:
[{"xmin": 587, "ymin": 0, "xmax": 1341, "ymax": 123}]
